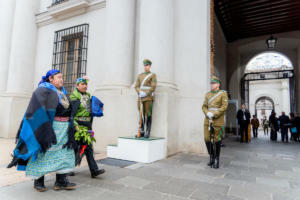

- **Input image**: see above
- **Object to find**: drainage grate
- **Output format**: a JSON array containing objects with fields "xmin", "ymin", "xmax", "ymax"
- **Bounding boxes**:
[{"xmin": 97, "ymin": 158, "xmax": 136, "ymax": 168}]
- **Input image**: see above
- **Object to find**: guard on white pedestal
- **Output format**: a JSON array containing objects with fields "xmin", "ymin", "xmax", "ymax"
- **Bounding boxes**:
[{"xmin": 135, "ymin": 59, "xmax": 157, "ymax": 138}]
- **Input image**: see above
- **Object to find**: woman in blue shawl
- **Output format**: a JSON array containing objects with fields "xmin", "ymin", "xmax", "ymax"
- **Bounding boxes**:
[{"xmin": 8, "ymin": 69, "xmax": 78, "ymax": 192}]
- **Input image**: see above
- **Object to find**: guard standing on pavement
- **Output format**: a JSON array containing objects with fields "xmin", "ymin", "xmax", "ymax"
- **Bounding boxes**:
[{"xmin": 202, "ymin": 76, "xmax": 228, "ymax": 169}]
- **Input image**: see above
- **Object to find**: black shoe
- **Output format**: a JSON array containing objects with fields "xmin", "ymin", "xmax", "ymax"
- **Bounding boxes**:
[
  {"xmin": 54, "ymin": 174, "xmax": 76, "ymax": 190},
  {"xmin": 213, "ymin": 157, "xmax": 219, "ymax": 169},
  {"xmin": 91, "ymin": 169, "xmax": 105, "ymax": 178},
  {"xmin": 34, "ymin": 176, "xmax": 47, "ymax": 192}
]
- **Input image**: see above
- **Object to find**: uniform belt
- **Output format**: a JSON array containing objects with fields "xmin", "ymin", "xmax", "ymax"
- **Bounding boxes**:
[
  {"xmin": 208, "ymin": 108, "xmax": 219, "ymax": 111},
  {"xmin": 76, "ymin": 117, "xmax": 91, "ymax": 122},
  {"xmin": 140, "ymin": 86, "xmax": 151, "ymax": 90}
]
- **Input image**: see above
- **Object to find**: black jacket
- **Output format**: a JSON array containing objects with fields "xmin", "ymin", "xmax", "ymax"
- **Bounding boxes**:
[
  {"xmin": 236, "ymin": 109, "xmax": 251, "ymax": 125},
  {"xmin": 295, "ymin": 117, "xmax": 300, "ymax": 129},
  {"xmin": 278, "ymin": 115, "xmax": 290, "ymax": 128},
  {"xmin": 269, "ymin": 114, "xmax": 279, "ymax": 131}
]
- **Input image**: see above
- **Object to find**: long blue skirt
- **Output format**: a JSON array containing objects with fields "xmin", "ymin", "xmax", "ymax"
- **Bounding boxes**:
[{"xmin": 25, "ymin": 121, "xmax": 75, "ymax": 179}]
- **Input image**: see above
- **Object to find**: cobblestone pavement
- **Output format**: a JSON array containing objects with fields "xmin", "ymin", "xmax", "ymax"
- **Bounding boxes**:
[{"xmin": 1, "ymin": 133, "xmax": 300, "ymax": 200}]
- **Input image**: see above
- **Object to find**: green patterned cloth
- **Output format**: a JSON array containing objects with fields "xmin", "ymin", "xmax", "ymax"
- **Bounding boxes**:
[
  {"xmin": 25, "ymin": 121, "xmax": 75, "ymax": 179},
  {"xmin": 69, "ymin": 89, "xmax": 91, "ymax": 126}
]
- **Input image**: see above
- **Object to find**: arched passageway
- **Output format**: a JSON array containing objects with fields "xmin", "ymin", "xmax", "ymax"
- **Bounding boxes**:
[
  {"xmin": 241, "ymin": 52, "xmax": 296, "ymax": 115},
  {"xmin": 255, "ymin": 96, "xmax": 275, "ymax": 120}
]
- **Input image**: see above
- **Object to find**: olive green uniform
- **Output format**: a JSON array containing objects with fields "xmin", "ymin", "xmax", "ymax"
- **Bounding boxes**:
[
  {"xmin": 202, "ymin": 90, "xmax": 229, "ymax": 142},
  {"xmin": 202, "ymin": 75, "xmax": 228, "ymax": 169},
  {"xmin": 135, "ymin": 71, "xmax": 157, "ymax": 137},
  {"xmin": 135, "ymin": 72, "xmax": 157, "ymax": 117}
]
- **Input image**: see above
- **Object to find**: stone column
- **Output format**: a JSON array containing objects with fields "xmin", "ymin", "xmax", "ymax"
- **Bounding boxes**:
[
  {"xmin": 93, "ymin": 0, "xmax": 137, "ymax": 153},
  {"xmin": 138, "ymin": 0, "xmax": 175, "ymax": 87},
  {"xmin": 0, "ymin": 0, "xmax": 40, "ymax": 138},
  {"xmin": 0, "ymin": 0, "xmax": 16, "ymax": 91},
  {"xmin": 6, "ymin": 0, "xmax": 40, "ymax": 94},
  {"xmin": 102, "ymin": 0, "xmax": 136, "ymax": 88},
  {"xmin": 173, "ymin": 0, "xmax": 210, "ymax": 154}
]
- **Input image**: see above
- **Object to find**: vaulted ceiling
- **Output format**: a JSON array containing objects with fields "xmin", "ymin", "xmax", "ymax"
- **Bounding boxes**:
[{"xmin": 214, "ymin": 0, "xmax": 300, "ymax": 42}]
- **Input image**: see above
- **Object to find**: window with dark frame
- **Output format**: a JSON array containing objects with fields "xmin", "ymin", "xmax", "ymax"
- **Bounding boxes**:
[
  {"xmin": 52, "ymin": 24, "xmax": 89, "ymax": 94},
  {"xmin": 52, "ymin": 0, "xmax": 67, "ymax": 6}
]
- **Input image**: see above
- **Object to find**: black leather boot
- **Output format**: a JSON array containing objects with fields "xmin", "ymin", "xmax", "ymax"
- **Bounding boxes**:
[
  {"xmin": 144, "ymin": 116, "xmax": 152, "ymax": 138},
  {"xmin": 205, "ymin": 142, "xmax": 214, "ymax": 166},
  {"xmin": 213, "ymin": 142, "xmax": 221, "ymax": 169},
  {"xmin": 91, "ymin": 169, "xmax": 106, "ymax": 178},
  {"xmin": 34, "ymin": 176, "xmax": 47, "ymax": 192},
  {"xmin": 54, "ymin": 174, "xmax": 76, "ymax": 190}
]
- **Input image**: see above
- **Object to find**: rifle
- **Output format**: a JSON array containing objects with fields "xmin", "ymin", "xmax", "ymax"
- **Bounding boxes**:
[
  {"xmin": 137, "ymin": 97, "xmax": 144, "ymax": 138},
  {"xmin": 208, "ymin": 119, "xmax": 215, "ymax": 168}
]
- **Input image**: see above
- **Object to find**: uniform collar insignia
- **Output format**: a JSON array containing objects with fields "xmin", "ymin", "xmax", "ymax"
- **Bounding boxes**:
[{"xmin": 211, "ymin": 90, "xmax": 220, "ymax": 94}]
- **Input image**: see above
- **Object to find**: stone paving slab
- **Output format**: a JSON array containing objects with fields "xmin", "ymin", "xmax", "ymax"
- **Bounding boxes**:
[
  {"xmin": 1, "ymin": 133, "xmax": 300, "ymax": 200},
  {"xmin": 115, "ymin": 176, "xmax": 152, "ymax": 188}
]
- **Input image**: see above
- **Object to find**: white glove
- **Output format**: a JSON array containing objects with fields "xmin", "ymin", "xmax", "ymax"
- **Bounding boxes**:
[
  {"xmin": 207, "ymin": 112, "xmax": 214, "ymax": 119},
  {"xmin": 139, "ymin": 91, "xmax": 147, "ymax": 98}
]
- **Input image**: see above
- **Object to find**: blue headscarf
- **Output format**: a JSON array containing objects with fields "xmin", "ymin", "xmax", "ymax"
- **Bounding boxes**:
[
  {"xmin": 38, "ymin": 69, "xmax": 60, "ymax": 86},
  {"xmin": 38, "ymin": 69, "xmax": 67, "ymax": 104}
]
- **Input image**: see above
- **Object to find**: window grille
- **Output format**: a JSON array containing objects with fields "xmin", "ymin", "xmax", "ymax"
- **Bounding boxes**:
[
  {"xmin": 52, "ymin": 24, "xmax": 89, "ymax": 93},
  {"xmin": 52, "ymin": 0, "xmax": 67, "ymax": 6}
]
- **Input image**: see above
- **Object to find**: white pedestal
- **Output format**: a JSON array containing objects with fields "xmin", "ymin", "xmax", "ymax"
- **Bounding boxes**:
[{"xmin": 107, "ymin": 136, "xmax": 167, "ymax": 163}]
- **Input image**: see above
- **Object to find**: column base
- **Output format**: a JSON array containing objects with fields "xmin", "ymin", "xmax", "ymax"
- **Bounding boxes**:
[{"xmin": 0, "ymin": 93, "xmax": 30, "ymax": 138}]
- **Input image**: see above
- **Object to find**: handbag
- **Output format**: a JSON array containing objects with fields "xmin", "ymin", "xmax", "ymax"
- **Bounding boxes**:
[
  {"xmin": 91, "ymin": 96, "xmax": 104, "ymax": 117},
  {"xmin": 291, "ymin": 127, "xmax": 298, "ymax": 134}
]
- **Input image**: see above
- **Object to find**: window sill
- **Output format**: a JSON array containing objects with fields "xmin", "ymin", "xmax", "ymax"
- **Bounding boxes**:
[{"xmin": 36, "ymin": 0, "xmax": 105, "ymax": 27}]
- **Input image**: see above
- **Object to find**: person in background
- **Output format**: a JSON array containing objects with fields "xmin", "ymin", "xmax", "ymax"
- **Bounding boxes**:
[
  {"xmin": 251, "ymin": 115, "xmax": 260, "ymax": 138},
  {"xmin": 262, "ymin": 116, "xmax": 269, "ymax": 135},
  {"xmin": 278, "ymin": 112, "xmax": 290, "ymax": 143},
  {"xmin": 269, "ymin": 111, "xmax": 279, "ymax": 141},
  {"xmin": 236, "ymin": 104, "xmax": 251, "ymax": 143},
  {"xmin": 295, "ymin": 113, "xmax": 300, "ymax": 142},
  {"xmin": 289, "ymin": 113, "xmax": 298, "ymax": 142}
]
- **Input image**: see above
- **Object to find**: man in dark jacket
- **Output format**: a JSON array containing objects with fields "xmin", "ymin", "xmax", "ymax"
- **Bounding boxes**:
[
  {"xmin": 279, "ymin": 112, "xmax": 290, "ymax": 143},
  {"xmin": 269, "ymin": 111, "xmax": 279, "ymax": 141},
  {"xmin": 295, "ymin": 114, "xmax": 300, "ymax": 142},
  {"xmin": 236, "ymin": 104, "xmax": 251, "ymax": 143}
]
